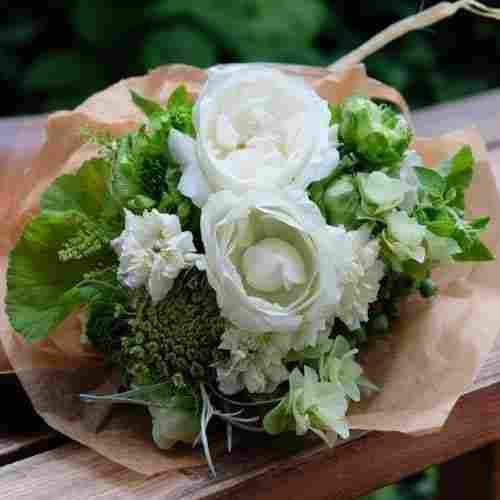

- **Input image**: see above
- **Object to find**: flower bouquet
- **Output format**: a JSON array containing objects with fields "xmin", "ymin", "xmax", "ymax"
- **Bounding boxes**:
[{"xmin": 2, "ymin": 1, "xmax": 500, "ymax": 476}]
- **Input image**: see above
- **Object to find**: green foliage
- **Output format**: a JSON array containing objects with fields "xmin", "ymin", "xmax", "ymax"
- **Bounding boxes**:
[
  {"xmin": 414, "ymin": 146, "xmax": 494, "ymax": 262},
  {"xmin": 107, "ymin": 87, "xmax": 199, "ymax": 235},
  {"xmin": 6, "ymin": 211, "xmax": 115, "ymax": 342},
  {"xmin": 6, "ymin": 159, "xmax": 121, "ymax": 342},
  {"xmin": 4, "ymin": 2, "xmax": 500, "ymax": 115},
  {"xmin": 84, "ymin": 300, "xmax": 129, "ymax": 364}
]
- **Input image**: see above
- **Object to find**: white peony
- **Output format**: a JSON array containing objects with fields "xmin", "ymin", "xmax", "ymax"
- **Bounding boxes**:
[
  {"xmin": 169, "ymin": 65, "xmax": 339, "ymax": 207},
  {"xmin": 200, "ymin": 188, "xmax": 352, "ymax": 349},
  {"xmin": 216, "ymin": 326, "xmax": 291, "ymax": 395},
  {"xmin": 336, "ymin": 226, "xmax": 385, "ymax": 331},
  {"xmin": 111, "ymin": 209, "xmax": 204, "ymax": 303}
]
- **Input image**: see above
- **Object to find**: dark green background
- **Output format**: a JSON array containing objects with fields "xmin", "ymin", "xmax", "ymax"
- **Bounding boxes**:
[
  {"xmin": 2, "ymin": 0, "xmax": 500, "ymax": 116},
  {"xmin": 3, "ymin": 1, "xmax": 497, "ymax": 498}
]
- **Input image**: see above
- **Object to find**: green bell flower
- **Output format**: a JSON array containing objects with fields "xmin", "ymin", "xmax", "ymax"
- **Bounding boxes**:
[{"xmin": 338, "ymin": 96, "xmax": 412, "ymax": 165}]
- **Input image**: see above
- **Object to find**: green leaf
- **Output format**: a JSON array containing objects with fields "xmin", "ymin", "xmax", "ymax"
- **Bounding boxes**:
[
  {"xmin": 130, "ymin": 90, "xmax": 164, "ymax": 118},
  {"xmin": 6, "ymin": 211, "xmax": 113, "ymax": 342},
  {"xmin": 438, "ymin": 146, "xmax": 474, "ymax": 190},
  {"xmin": 323, "ymin": 176, "xmax": 361, "ymax": 228},
  {"xmin": 263, "ymin": 399, "xmax": 291, "ymax": 435},
  {"xmin": 426, "ymin": 231, "xmax": 461, "ymax": 263},
  {"xmin": 414, "ymin": 167, "xmax": 446, "ymax": 198},
  {"xmin": 168, "ymin": 85, "xmax": 191, "ymax": 108},
  {"xmin": 469, "ymin": 216, "xmax": 490, "ymax": 231},
  {"xmin": 41, "ymin": 159, "xmax": 119, "ymax": 224},
  {"xmin": 110, "ymin": 134, "xmax": 146, "ymax": 205},
  {"xmin": 454, "ymin": 238, "xmax": 495, "ymax": 261}
]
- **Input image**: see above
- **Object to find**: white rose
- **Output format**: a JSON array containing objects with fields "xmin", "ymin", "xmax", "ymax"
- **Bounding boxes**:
[
  {"xmin": 201, "ymin": 188, "xmax": 352, "ymax": 349},
  {"xmin": 169, "ymin": 65, "xmax": 339, "ymax": 207}
]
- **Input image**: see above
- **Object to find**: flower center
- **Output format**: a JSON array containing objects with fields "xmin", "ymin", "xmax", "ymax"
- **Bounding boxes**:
[{"xmin": 241, "ymin": 237, "xmax": 307, "ymax": 293}]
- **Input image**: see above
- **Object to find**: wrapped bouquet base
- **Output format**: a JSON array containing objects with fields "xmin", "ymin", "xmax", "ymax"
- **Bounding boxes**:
[{"xmin": 1, "ymin": 61, "xmax": 500, "ymax": 475}]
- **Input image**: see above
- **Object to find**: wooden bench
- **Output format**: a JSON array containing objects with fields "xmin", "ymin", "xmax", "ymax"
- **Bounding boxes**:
[{"xmin": 2, "ymin": 91, "xmax": 500, "ymax": 499}]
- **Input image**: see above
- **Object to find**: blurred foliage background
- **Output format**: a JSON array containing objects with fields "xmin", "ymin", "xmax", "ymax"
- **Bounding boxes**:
[
  {"xmin": 3, "ymin": 0, "xmax": 500, "ymax": 116},
  {"xmin": 2, "ymin": 1, "xmax": 498, "ymax": 498}
]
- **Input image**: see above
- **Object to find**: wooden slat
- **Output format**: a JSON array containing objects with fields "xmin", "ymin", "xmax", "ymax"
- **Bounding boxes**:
[
  {"xmin": 0, "ymin": 431, "xmax": 62, "ymax": 467},
  {"xmin": 413, "ymin": 89, "xmax": 500, "ymax": 145},
  {"xmin": 439, "ymin": 443, "xmax": 500, "ymax": 500},
  {"xmin": 1, "ymin": 383, "xmax": 499, "ymax": 500}
]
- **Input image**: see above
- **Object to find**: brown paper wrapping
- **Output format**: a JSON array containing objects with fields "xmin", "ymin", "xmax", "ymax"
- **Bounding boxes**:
[{"xmin": 1, "ymin": 64, "xmax": 499, "ymax": 475}]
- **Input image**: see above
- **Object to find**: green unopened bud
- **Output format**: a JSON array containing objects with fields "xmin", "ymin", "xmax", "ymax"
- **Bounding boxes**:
[
  {"xmin": 369, "ymin": 313, "xmax": 389, "ymax": 335},
  {"xmin": 165, "ymin": 169, "xmax": 180, "ymax": 190},
  {"xmin": 158, "ymin": 193, "xmax": 175, "ymax": 212},
  {"xmin": 352, "ymin": 327, "xmax": 368, "ymax": 344},
  {"xmin": 128, "ymin": 195, "xmax": 156, "ymax": 213},
  {"xmin": 419, "ymin": 278, "xmax": 437, "ymax": 298},
  {"xmin": 177, "ymin": 201, "xmax": 191, "ymax": 220},
  {"xmin": 338, "ymin": 96, "xmax": 411, "ymax": 165},
  {"xmin": 323, "ymin": 175, "xmax": 360, "ymax": 228},
  {"xmin": 385, "ymin": 300, "xmax": 401, "ymax": 319}
]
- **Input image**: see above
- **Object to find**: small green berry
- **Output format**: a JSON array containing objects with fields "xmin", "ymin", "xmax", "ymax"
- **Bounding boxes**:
[
  {"xmin": 419, "ymin": 278, "xmax": 437, "ymax": 298},
  {"xmin": 369, "ymin": 313, "xmax": 389, "ymax": 335}
]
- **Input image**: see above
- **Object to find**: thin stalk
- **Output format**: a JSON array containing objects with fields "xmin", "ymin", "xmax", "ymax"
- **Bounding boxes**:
[{"xmin": 330, "ymin": 1, "xmax": 500, "ymax": 72}]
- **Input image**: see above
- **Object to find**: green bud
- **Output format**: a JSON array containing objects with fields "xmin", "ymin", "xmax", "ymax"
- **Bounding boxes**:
[
  {"xmin": 338, "ymin": 96, "xmax": 411, "ymax": 165},
  {"xmin": 165, "ymin": 169, "xmax": 180, "ymax": 190},
  {"xmin": 128, "ymin": 195, "xmax": 156, "ymax": 213},
  {"xmin": 177, "ymin": 200, "xmax": 191, "ymax": 219},
  {"xmin": 158, "ymin": 193, "xmax": 175, "ymax": 212},
  {"xmin": 369, "ymin": 313, "xmax": 389, "ymax": 335},
  {"xmin": 385, "ymin": 300, "xmax": 401, "ymax": 319},
  {"xmin": 419, "ymin": 278, "xmax": 437, "ymax": 298},
  {"xmin": 323, "ymin": 175, "xmax": 360, "ymax": 228},
  {"xmin": 352, "ymin": 327, "xmax": 368, "ymax": 345}
]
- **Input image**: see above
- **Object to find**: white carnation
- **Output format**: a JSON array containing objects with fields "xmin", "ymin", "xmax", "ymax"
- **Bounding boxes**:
[
  {"xmin": 111, "ymin": 209, "xmax": 204, "ymax": 303},
  {"xmin": 336, "ymin": 226, "xmax": 385, "ymax": 330},
  {"xmin": 169, "ymin": 65, "xmax": 339, "ymax": 207},
  {"xmin": 216, "ymin": 326, "xmax": 291, "ymax": 395}
]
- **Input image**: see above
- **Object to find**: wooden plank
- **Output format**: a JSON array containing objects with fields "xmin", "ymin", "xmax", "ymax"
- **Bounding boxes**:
[
  {"xmin": 438, "ymin": 443, "xmax": 500, "ymax": 500},
  {"xmin": 413, "ymin": 88, "xmax": 500, "ymax": 145},
  {"xmin": 0, "ymin": 431, "xmax": 62, "ymax": 467},
  {"xmin": 1, "ymin": 383, "xmax": 499, "ymax": 500}
]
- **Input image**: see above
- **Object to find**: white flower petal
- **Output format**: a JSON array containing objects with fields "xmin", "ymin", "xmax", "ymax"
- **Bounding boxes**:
[
  {"xmin": 178, "ymin": 162, "xmax": 212, "ymax": 208},
  {"xmin": 185, "ymin": 65, "xmax": 339, "ymax": 198},
  {"xmin": 168, "ymin": 128, "xmax": 197, "ymax": 165},
  {"xmin": 201, "ymin": 188, "xmax": 349, "ymax": 347},
  {"xmin": 147, "ymin": 256, "xmax": 175, "ymax": 304},
  {"xmin": 216, "ymin": 114, "xmax": 240, "ymax": 150},
  {"xmin": 112, "ymin": 209, "xmax": 204, "ymax": 302}
]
